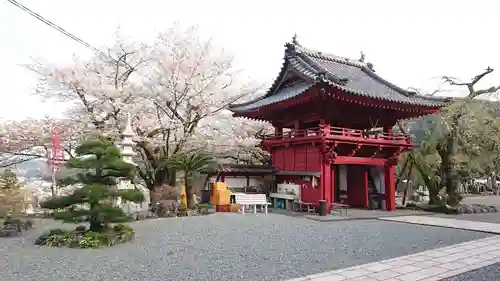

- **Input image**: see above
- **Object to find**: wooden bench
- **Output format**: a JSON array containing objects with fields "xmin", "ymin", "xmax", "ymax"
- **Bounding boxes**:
[
  {"xmin": 292, "ymin": 201, "xmax": 316, "ymax": 214},
  {"xmin": 330, "ymin": 203, "xmax": 349, "ymax": 216},
  {"xmin": 235, "ymin": 193, "xmax": 270, "ymax": 214}
]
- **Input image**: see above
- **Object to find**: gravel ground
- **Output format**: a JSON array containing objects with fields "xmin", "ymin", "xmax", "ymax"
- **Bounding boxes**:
[
  {"xmin": 441, "ymin": 263, "xmax": 500, "ymax": 281},
  {"xmin": 436, "ymin": 213, "xmax": 500, "ymax": 224},
  {"xmin": 0, "ymin": 214, "xmax": 492, "ymax": 281}
]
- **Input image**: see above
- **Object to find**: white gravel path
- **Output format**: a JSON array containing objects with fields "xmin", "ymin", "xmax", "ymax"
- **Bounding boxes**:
[{"xmin": 0, "ymin": 213, "xmax": 491, "ymax": 281}]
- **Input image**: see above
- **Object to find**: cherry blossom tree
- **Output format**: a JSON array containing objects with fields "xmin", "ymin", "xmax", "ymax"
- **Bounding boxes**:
[
  {"xmin": 0, "ymin": 117, "xmax": 79, "ymax": 167},
  {"xmin": 19, "ymin": 24, "xmax": 270, "ymax": 202}
]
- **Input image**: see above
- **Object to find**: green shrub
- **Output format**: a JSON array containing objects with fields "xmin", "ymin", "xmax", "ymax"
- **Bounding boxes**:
[
  {"xmin": 194, "ymin": 203, "xmax": 209, "ymax": 215},
  {"xmin": 113, "ymin": 223, "xmax": 126, "ymax": 232},
  {"xmin": 79, "ymin": 231, "xmax": 102, "ymax": 248},
  {"xmin": 46, "ymin": 234, "xmax": 70, "ymax": 247},
  {"xmin": 2, "ymin": 216, "xmax": 34, "ymax": 232},
  {"xmin": 35, "ymin": 224, "xmax": 135, "ymax": 249},
  {"xmin": 177, "ymin": 203, "xmax": 188, "ymax": 217}
]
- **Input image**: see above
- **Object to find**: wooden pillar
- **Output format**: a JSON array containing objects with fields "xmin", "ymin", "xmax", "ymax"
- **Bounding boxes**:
[
  {"xmin": 384, "ymin": 164, "xmax": 396, "ymax": 211},
  {"xmin": 363, "ymin": 169, "xmax": 369, "ymax": 208},
  {"xmin": 320, "ymin": 119, "xmax": 331, "ymax": 137},
  {"xmin": 275, "ymin": 126, "xmax": 283, "ymax": 137},
  {"xmin": 330, "ymin": 165, "xmax": 336, "ymax": 207},
  {"xmin": 293, "ymin": 120, "xmax": 300, "ymax": 137},
  {"xmin": 320, "ymin": 158, "xmax": 332, "ymax": 206}
]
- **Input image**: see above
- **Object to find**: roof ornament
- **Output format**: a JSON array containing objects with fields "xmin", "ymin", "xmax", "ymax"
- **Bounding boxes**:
[
  {"xmin": 358, "ymin": 51, "xmax": 375, "ymax": 72},
  {"xmin": 292, "ymin": 33, "xmax": 301, "ymax": 46},
  {"xmin": 316, "ymin": 71, "xmax": 327, "ymax": 82},
  {"xmin": 285, "ymin": 33, "xmax": 300, "ymax": 57},
  {"xmin": 366, "ymin": 62, "xmax": 375, "ymax": 72},
  {"xmin": 358, "ymin": 52, "xmax": 366, "ymax": 63}
]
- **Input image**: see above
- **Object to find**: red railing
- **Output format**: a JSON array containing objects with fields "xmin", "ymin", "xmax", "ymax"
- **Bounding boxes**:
[{"xmin": 265, "ymin": 126, "xmax": 412, "ymax": 143}]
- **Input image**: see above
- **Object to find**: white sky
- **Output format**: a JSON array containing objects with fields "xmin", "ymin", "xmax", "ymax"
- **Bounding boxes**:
[{"xmin": 0, "ymin": 0, "xmax": 498, "ymax": 120}]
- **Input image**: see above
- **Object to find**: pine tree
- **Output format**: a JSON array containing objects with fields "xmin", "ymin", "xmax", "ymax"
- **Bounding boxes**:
[
  {"xmin": 0, "ymin": 169, "xmax": 22, "ymax": 190},
  {"xmin": 0, "ymin": 169, "xmax": 25, "ymax": 216},
  {"xmin": 40, "ymin": 136, "xmax": 144, "ymax": 232}
]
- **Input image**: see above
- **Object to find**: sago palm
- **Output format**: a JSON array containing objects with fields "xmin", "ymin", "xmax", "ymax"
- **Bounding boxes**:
[{"xmin": 164, "ymin": 152, "xmax": 216, "ymax": 208}]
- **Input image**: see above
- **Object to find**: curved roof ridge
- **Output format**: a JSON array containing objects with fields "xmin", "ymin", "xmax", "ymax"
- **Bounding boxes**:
[
  {"xmin": 292, "ymin": 43, "xmax": 367, "ymax": 68},
  {"xmin": 290, "ymin": 42, "xmax": 421, "ymax": 96},
  {"xmin": 231, "ymin": 39, "xmax": 451, "ymax": 113},
  {"xmin": 261, "ymin": 53, "xmax": 291, "ymax": 98},
  {"xmin": 230, "ymin": 81, "xmax": 316, "ymax": 112}
]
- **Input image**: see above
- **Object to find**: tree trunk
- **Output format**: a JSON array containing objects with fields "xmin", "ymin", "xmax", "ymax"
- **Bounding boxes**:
[
  {"xmin": 51, "ymin": 184, "xmax": 56, "ymax": 197},
  {"xmin": 169, "ymin": 170, "xmax": 177, "ymax": 186},
  {"xmin": 88, "ymin": 203, "xmax": 102, "ymax": 232},
  {"xmin": 89, "ymin": 218, "xmax": 102, "ymax": 232},
  {"xmin": 491, "ymin": 173, "xmax": 497, "ymax": 194},
  {"xmin": 148, "ymin": 185, "xmax": 159, "ymax": 213},
  {"xmin": 184, "ymin": 174, "xmax": 195, "ymax": 209},
  {"xmin": 427, "ymin": 185, "xmax": 440, "ymax": 205},
  {"xmin": 412, "ymin": 154, "xmax": 441, "ymax": 205},
  {"xmin": 440, "ymin": 133, "xmax": 461, "ymax": 206},
  {"xmin": 423, "ymin": 176, "xmax": 441, "ymax": 205},
  {"xmin": 396, "ymin": 155, "xmax": 410, "ymax": 188},
  {"xmin": 402, "ymin": 162, "xmax": 414, "ymax": 206}
]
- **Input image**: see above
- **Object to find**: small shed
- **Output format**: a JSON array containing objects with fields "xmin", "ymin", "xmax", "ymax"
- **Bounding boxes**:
[{"xmin": 204, "ymin": 164, "xmax": 275, "ymax": 194}]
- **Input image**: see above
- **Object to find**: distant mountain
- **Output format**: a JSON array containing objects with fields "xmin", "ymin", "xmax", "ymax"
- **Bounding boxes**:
[{"xmin": 5, "ymin": 159, "xmax": 47, "ymax": 180}]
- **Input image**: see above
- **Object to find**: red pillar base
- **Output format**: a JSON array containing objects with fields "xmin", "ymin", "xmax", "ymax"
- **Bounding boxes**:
[{"xmin": 320, "ymin": 161, "xmax": 332, "ymax": 207}]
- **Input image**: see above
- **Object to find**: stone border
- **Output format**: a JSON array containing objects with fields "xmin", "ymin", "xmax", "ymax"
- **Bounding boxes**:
[
  {"xmin": 286, "ymin": 236, "xmax": 500, "ymax": 281},
  {"xmin": 305, "ymin": 211, "xmax": 434, "ymax": 222},
  {"xmin": 378, "ymin": 215, "xmax": 500, "ymax": 234}
]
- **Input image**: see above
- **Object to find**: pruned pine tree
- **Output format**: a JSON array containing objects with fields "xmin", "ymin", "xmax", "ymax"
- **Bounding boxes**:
[{"xmin": 40, "ymin": 136, "xmax": 144, "ymax": 232}]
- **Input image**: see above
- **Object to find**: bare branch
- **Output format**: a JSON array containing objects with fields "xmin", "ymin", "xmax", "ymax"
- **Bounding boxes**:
[
  {"xmin": 441, "ymin": 76, "xmax": 469, "ymax": 86},
  {"xmin": 474, "ymin": 85, "xmax": 500, "ymax": 97},
  {"xmin": 443, "ymin": 67, "xmax": 499, "ymax": 99},
  {"xmin": 471, "ymin": 67, "xmax": 494, "ymax": 85}
]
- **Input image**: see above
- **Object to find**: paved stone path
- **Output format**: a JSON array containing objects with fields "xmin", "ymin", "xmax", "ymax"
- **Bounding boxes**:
[
  {"xmin": 286, "ymin": 236, "xmax": 500, "ymax": 281},
  {"xmin": 378, "ymin": 216, "xmax": 500, "ymax": 234}
]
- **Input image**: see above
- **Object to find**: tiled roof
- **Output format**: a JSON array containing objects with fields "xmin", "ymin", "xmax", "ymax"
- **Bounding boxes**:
[
  {"xmin": 230, "ymin": 82, "xmax": 315, "ymax": 112},
  {"xmin": 230, "ymin": 40, "xmax": 451, "ymax": 113},
  {"xmin": 212, "ymin": 164, "xmax": 275, "ymax": 174}
]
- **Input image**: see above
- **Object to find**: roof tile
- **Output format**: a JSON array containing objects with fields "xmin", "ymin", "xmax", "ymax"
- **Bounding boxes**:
[{"xmin": 230, "ymin": 41, "xmax": 451, "ymax": 113}]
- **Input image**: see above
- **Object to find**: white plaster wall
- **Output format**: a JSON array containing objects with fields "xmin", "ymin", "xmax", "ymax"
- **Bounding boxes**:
[
  {"xmin": 339, "ymin": 165, "xmax": 347, "ymax": 191},
  {"xmin": 225, "ymin": 177, "xmax": 247, "ymax": 188},
  {"xmin": 248, "ymin": 178, "xmax": 262, "ymax": 186},
  {"xmin": 206, "ymin": 176, "xmax": 265, "ymax": 190},
  {"xmin": 369, "ymin": 166, "xmax": 385, "ymax": 194}
]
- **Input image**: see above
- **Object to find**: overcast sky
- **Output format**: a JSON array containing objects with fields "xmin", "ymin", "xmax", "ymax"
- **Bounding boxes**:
[{"xmin": 0, "ymin": 0, "xmax": 498, "ymax": 120}]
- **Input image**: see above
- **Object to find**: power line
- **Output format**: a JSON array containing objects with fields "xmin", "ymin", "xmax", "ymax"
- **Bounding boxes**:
[{"xmin": 6, "ymin": 0, "xmax": 125, "ymax": 67}]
